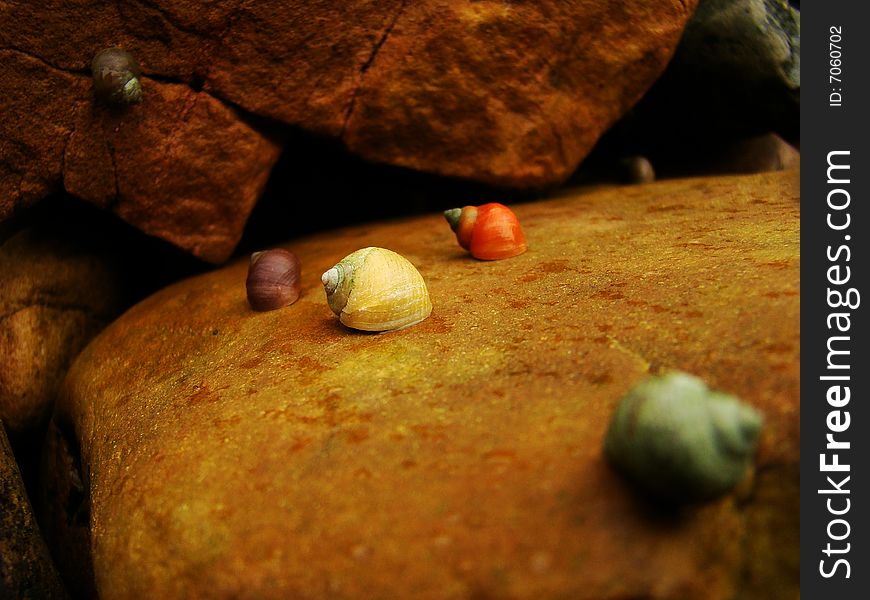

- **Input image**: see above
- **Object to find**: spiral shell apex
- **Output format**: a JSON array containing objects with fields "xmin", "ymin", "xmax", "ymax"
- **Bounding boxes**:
[
  {"xmin": 321, "ymin": 247, "xmax": 432, "ymax": 332},
  {"xmin": 91, "ymin": 48, "xmax": 143, "ymax": 105},
  {"xmin": 444, "ymin": 203, "xmax": 527, "ymax": 260},
  {"xmin": 604, "ymin": 371, "xmax": 763, "ymax": 503},
  {"xmin": 246, "ymin": 249, "xmax": 302, "ymax": 311}
]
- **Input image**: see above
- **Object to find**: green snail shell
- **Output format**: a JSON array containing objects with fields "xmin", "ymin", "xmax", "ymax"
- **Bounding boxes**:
[
  {"xmin": 91, "ymin": 48, "xmax": 143, "ymax": 105},
  {"xmin": 604, "ymin": 371, "xmax": 763, "ymax": 503}
]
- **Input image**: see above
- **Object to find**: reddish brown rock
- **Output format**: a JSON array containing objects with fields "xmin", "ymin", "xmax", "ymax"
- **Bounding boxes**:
[
  {"xmin": 55, "ymin": 171, "xmax": 798, "ymax": 599},
  {"xmin": 0, "ymin": 49, "xmax": 281, "ymax": 263},
  {"xmin": 63, "ymin": 81, "xmax": 281, "ymax": 263},
  {"xmin": 0, "ymin": 50, "xmax": 82, "ymax": 219},
  {"xmin": 2, "ymin": 1, "xmax": 696, "ymax": 259},
  {"xmin": 342, "ymin": 1, "xmax": 698, "ymax": 187}
]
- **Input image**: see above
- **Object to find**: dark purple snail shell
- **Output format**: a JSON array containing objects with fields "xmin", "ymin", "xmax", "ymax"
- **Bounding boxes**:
[
  {"xmin": 620, "ymin": 156, "xmax": 655, "ymax": 184},
  {"xmin": 246, "ymin": 249, "xmax": 302, "ymax": 312}
]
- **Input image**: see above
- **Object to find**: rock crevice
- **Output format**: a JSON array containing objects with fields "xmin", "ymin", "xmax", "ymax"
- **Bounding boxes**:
[{"xmin": 342, "ymin": 0, "xmax": 409, "ymax": 136}]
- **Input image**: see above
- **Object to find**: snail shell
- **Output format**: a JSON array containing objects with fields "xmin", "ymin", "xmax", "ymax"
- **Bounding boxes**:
[
  {"xmin": 246, "ymin": 249, "xmax": 302, "ymax": 311},
  {"xmin": 91, "ymin": 48, "xmax": 143, "ymax": 105},
  {"xmin": 604, "ymin": 371, "xmax": 763, "ymax": 503},
  {"xmin": 443, "ymin": 203, "xmax": 527, "ymax": 260},
  {"xmin": 618, "ymin": 156, "xmax": 655, "ymax": 184},
  {"xmin": 321, "ymin": 247, "xmax": 432, "ymax": 332}
]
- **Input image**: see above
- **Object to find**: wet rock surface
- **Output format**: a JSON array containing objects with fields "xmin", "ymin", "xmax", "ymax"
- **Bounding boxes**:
[{"xmin": 55, "ymin": 170, "xmax": 799, "ymax": 599}]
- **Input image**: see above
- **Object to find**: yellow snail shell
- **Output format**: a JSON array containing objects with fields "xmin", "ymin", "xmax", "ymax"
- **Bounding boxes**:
[
  {"xmin": 321, "ymin": 247, "xmax": 432, "ymax": 332},
  {"xmin": 604, "ymin": 371, "xmax": 763, "ymax": 503}
]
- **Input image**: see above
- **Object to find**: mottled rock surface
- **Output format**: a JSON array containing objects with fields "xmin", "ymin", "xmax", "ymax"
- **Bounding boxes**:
[
  {"xmin": 2, "ymin": 0, "xmax": 696, "ymax": 261},
  {"xmin": 53, "ymin": 171, "xmax": 799, "ymax": 599},
  {"xmin": 679, "ymin": 0, "xmax": 800, "ymax": 142},
  {"xmin": 1, "ymin": 425, "xmax": 66, "ymax": 599}
]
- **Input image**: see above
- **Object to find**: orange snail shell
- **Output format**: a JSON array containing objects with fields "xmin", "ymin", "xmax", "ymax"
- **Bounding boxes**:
[{"xmin": 443, "ymin": 203, "xmax": 527, "ymax": 260}]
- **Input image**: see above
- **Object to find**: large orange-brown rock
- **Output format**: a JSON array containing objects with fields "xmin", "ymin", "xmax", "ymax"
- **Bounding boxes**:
[
  {"xmin": 53, "ymin": 170, "xmax": 798, "ymax": 599},
  {"xmin": 2, "ymin": 1, "xmax": 696, "ymax": 260}
]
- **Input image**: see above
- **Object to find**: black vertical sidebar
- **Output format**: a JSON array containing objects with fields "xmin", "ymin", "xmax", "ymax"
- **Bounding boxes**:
[{"xmin": 801, "ymin": 1, "xmax": 869, "ymax": 598}]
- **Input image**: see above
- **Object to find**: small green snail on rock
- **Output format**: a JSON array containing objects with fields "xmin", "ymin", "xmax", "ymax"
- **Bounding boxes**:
[
  {"xmin": 604, "ymin": 371, "xmax": 763, "ymax": 503},
  {"xmin": 91, "ymin": 48, "xmax": 143, "ymax": 105},
  {"xmin": 322, "ymin": 247, "xmax": 432, "ymax": 332}
]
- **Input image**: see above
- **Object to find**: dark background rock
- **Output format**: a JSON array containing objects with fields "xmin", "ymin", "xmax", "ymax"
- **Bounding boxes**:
[
  {"xmin": 1, "ymin": 425, "xmax": 66, "ymax": 599},
  {"xmin": 573, "ymin": 132, "xmax": 799, "ymax": 185},
  {"xmin": 593, "ymin": 0, "xmax": 799, "ymax": 172},
  {"xmin": 1, "ymin": 197, "xmax": 207, "ymax": 496},
  {"xmin": 0, "ymin": 46, "xmax": 282, "ymax": 263},
  {"xmin": 35, "ymin": 420, "xmax": 96, "ymax": 600},
  {"xmin": 2, "ymin": 0, "xmax": 698, "ymax": 262},
  {"xmin": 0, "ymin": 223, "xmax": 123, "ymax": 446}
]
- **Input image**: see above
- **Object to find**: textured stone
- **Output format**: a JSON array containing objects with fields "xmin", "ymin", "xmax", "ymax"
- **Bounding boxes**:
[
  {"xmin": 340, "ymin": 0, "xmax": 698, "ymax": 187},
  {"xmin": 1, "ymin": 425, "xmax": 66, "ymax": 599},
  {"xmin": 36, "ymin": 420, "xmax": 96, "ymax": 600},
  {"xmin": 3, "ymin": 1, "xmax": 696, "ymax": 260},
  {"xmin": 53, "ymin": 171, "xmax": 799, "ymax": 599},
  {"xmin": 0, "ymin": 49, "xmax": 281, "ymax": 263},
  {"xmin": 681, "ymin": 0, "xmax": 800, "ymax": 140},
  {"xmin": 0, "ymin": 226, "xmax": 124, "ymax": 439},
  {"xmin": 0, "ymin": 50, "xmax": 82, "ymax": 220},
  {"xmin": 62, "ymin": 81, "xmax": 282, "ymax": 263}
]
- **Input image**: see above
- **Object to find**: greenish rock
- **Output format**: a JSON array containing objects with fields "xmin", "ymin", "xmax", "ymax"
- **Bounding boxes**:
[{"xmin": 602, "ymin": 0, "xmax": 800, "ymax": 163}]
